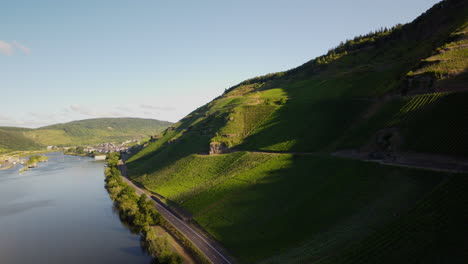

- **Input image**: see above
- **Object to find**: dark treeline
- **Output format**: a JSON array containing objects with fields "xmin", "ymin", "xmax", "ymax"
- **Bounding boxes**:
[{"xmin": 105, "ymin": 153, "xmax": 183, "ymax": 264}]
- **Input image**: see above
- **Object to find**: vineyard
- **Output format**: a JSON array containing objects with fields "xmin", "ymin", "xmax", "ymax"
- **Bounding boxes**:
[
  {"xmin": 313, "ymin": 174, "xmax": 468, "ymax": 264},
  {"xmin": 240, "ymin": 98, "xmax": 371, "ymax": 152},
  {"xmin": 125, "ymin": 1, "xmax": 468, "ymax": 263},
  {"xmin": 131, "ymin": 152, "xmax": 448, "ymax": 263},
  {"xmin": 401, "ymin": 92, "xmax": 468, "ymax": 157},
  {"xmin": 335, "ymin": 91, "xmax": 468, "ymax": 158},
  {"xmin": 408, "ymin": 22, "xmax": 468, "ymax": 78}
]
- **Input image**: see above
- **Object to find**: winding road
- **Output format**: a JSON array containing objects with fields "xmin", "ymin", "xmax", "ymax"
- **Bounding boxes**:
[{"xmin": 117, "ymin": 161, "xmax": 234, "ymax": 264}]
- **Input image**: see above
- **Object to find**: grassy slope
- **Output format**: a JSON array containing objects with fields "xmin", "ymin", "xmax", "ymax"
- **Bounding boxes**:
[{"xmin": 127, "ymin": 0, "xmax": 468, "ymax": 263}]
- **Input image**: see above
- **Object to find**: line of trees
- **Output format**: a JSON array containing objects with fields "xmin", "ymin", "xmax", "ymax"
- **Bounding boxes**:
[{"xmin": 105, "ymin": 152, "xmax": 182, "ymax": 264}]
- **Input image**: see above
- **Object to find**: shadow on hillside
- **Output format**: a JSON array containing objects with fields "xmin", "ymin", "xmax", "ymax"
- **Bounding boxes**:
[{"xmin": 195, "ymin": 154, "xmax": 449, "ymax": 263}]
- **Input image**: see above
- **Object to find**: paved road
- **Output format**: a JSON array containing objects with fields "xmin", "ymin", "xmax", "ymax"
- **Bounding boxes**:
[{"xmin": 117, "ymin": 162, "xmax": 234, "ymax": 264}]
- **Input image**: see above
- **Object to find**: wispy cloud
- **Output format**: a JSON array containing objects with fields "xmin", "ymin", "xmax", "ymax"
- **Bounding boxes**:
[
  {"xmin": 0, "ymin": 41, "xmax": 14, "ymax": 56},
  {"xmin": 143, "ymin": 111, "xmax": 159, "ymax": 116},
  {"xmin": 70, "ymin": 104, "xmax": 129, "ymax": 118},
  {"xmin": 115, "ymin": 105, "xmax": 132, "ymax": 112},
  {"xmin": 28, "ymin": 112, "xmax": 58, "ymax": 121},
  {"xmin": 0, "ymin": 103, "xmax": 173, "ymax": 128},
  {"xmin": 0, "ymin": 114, "xmax": 12, "ymax": 121},
  {"xmin": 70, "ymin": 104, "xmax": 99, "ymax": 117},
  {"xmin": 140, "ymin": 104, "xmax": 175, "ymax": 111},
  {"xmin": 13, "ymin": 41, "xmax": 31, "ymax": 54},
  {"xmin": 0, "ymin": 40, "xmax": 31, "ymax": 56}
]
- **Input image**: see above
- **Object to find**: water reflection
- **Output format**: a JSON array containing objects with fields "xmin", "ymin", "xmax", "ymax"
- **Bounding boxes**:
[{"xmin": 0, "ymin": 199, "xmax": 54, "ymax": 218}]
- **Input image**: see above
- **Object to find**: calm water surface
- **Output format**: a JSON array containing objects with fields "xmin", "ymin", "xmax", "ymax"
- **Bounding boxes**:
[{"xmin": 0, "ymin": 152, "xmax": 152, "ymax": 264}]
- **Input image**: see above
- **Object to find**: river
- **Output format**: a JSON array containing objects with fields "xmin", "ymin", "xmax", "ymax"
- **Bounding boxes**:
[{"xmin": 0, "ymin": 152, "xmax": 152, "ymax": 264}]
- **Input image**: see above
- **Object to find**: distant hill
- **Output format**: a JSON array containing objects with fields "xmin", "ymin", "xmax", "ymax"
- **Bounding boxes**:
[
  {"xmin": 0, "ymin": 128, "xmax": 42, "ymax": 152},
  {"xmin": 126, "ymin": 0, "xmax": 468, "ymax": 263},
  {"xmin": 0, "ymin": 118, "xmax": 172, "ymax": 152}
]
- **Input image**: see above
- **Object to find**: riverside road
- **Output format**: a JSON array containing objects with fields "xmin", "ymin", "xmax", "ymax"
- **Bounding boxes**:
[{"xmin": 118, "ymin": 161, "xmax": 234, "ymax": 264}]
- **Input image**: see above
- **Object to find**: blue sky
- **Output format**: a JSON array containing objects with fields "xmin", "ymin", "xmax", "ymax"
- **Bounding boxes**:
[{"xmin": 0, "ymin": 0, "xmax": 440, "ymax": 127}]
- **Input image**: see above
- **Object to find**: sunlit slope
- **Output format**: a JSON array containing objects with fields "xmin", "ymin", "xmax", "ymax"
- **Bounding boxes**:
[
  {"xmin": 24, "ymin": 118, "xmax": 172, "ymax": 146},
  {"xmin": 0, "ymin": 118, "xmax": 172, "ymax": 151},
  {"xmin": 0, "ymin": 128, "xmax": 42, "ymax": 152},
  {"xmin": 127, "ymin": 0, "xmax": 468, "ymax": 263}
]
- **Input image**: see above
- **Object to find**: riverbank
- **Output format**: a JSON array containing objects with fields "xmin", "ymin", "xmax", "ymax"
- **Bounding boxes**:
[
  {"xmin": 0, "ymin": 163, "xmax": 14, "ymax": 170},
  {"xmin": 104, "ymin": 153, "xmax": 185, "ymax": 264},
  {"xmin": 0, "ymin": 150, "xmax": 54, "ymax": 171},
  {"xmin": 65, "ymin": 150, "xmax": 107, "ymax": 161}
]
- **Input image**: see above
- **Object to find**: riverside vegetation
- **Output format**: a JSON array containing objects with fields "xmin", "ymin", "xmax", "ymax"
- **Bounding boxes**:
[
  {"xmin": 125, "ymin": 0, "xmax": 468, "ymax": 263},
  {"xmin": 104, "ymin": 152, "xmax": 183, "ymax": 264}
]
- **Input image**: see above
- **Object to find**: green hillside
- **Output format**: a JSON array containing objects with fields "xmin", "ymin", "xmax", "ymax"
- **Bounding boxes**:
[
  {"xmin": 0, "ymin": 128, "xmax": 42, "ymax": 152},
  {"xmin": 27, "ymin": 117, "xmax": 172, "ymax": 146},
  {"xmin": 0, "ymin": 118, "xmax": 172, "ymax": 152},
  {"xmin": 126, "ymin": 0, "xmax": 468, "ymax": 263}
]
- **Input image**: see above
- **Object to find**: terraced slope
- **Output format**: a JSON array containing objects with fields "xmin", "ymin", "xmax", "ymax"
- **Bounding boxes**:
[{"xmin": 127, "ymin": 0, "xmax": 468, "ymax": 263}]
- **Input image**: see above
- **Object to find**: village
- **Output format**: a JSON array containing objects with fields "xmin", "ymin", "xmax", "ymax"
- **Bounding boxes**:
[
  {"xmin": 83, "ymin": 141, "xmax": 137, "ymax": 154},
  {"xmin": 62, "ymin": 139, "xmax": 145, "ymax": 160},
  {"xmin": 0, "ymin": 140, "xmax": 144, "ymax": 168}
]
